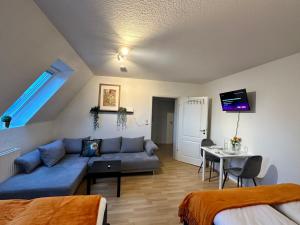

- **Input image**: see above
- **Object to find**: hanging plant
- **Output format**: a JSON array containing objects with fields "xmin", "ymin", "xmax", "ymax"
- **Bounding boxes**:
[
  {"xmin": 89, "ymin": 106, "xmax": 100, "ymax": 130},
  {"xmin": 117, "ymin": 107, "xmax": 127, "ymax": 129}
]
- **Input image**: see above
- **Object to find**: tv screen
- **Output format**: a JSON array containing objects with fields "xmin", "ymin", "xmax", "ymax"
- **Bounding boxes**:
[{"xmin": 220, "ymin": 89, "xmax": 250, "ymax": 111}]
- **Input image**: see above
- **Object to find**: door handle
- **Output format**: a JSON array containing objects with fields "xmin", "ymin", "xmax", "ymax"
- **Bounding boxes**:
[{"xmin": 200, "ymin": 129, "xmax": 206, "ymax": 135}]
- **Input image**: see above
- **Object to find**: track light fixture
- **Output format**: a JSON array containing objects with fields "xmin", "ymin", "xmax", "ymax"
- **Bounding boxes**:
[{"xmin": 117, "ymin": 47, "xmax": 130, "ymax": 72}]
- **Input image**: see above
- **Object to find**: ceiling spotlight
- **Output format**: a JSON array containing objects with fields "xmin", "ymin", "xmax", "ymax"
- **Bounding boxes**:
[
  {"xmin": 119, "ymin": 47, "xmax": 130, "ymax": 57},
  {"xmin": 117, "ymin": 47, "xmax": 129, "ymax": 72}
]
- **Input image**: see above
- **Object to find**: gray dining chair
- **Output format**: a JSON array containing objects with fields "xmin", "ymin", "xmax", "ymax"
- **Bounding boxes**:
[
  {"xmin": 222, "ymin": 155, "xmax": 263, "ymax": 188},
  {"xmin": 198, "ymin": 139, "xmax": 221, "ymax": 182}
]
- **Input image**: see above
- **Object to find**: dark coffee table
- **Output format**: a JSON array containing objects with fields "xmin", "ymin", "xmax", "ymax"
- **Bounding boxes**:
[{"xmin": 87, "ymin": 160, "xmax": 122, "ymax": 197}]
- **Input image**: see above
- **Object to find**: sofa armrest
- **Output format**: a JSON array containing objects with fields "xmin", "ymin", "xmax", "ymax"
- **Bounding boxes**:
[{"xmin": 144, "ymin": 140, "xmax": 158, "ymax": 156}]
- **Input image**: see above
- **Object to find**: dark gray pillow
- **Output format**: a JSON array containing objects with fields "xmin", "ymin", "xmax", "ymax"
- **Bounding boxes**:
[
  {"xmin": 81, "ymin": 139, "xmax": 101, "ymax": 157},
  {"xmin": 15, "ymin": 149, "xmax": 41, "ymax": 173},
  {"xmin": 63, "ymin": 136, "xmax": 90, "ymax": 154},
  {"xmin": 144, "ymin": 140, "xmax": 158, "ymax": 156},
  {"xmin": 100, "ymin": 137, "xmax": 121, "ymax": 154},
  {"xmin": 38, "ymin": 140, "xmax": 66, "ymax": 167},
  {"xmin": 121, "ymin": 137, "xmax": 144, "ymax": 153}
]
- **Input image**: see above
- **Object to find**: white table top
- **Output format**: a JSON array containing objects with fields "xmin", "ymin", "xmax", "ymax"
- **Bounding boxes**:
[{"xmin": 201, "ymin": 146, "xmax": 252, "ymax": 159}]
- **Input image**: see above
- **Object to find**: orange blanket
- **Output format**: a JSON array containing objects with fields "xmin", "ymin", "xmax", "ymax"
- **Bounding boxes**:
[
  {"xmin": 0, "ymin": 195, "xmax": 101, "ymax": 225},
  {"xmin": 179, "ymin": 183, "xmax": 300, "ymax": 225}
]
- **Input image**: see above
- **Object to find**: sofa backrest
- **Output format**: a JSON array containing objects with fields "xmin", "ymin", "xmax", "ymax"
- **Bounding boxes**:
[
  {"xmin": 14, "ymin": 149, "xmax": 41, "ymax": 174},
  {"xmin": 100, "ymin": 137, "xmax": 122, "ymax": 153},
  {"xmin": 63, "ymin": 137, "xmax": 90, "ymax": 154},
  {"xmin": 120, "ymin": 137, "xmax": 144, "ymax": 153}
]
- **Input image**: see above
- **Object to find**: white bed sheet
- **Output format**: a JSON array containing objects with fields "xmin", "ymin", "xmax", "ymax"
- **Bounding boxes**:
[
  {"xmin": 96, "ymin": 197, "xmax": 107, "ymax": 225},
  {"xmin": 214, "ymin": 204, "xmax": 297, "ymax": 225},
  {"xmin": 275, "ymin": 201, "xmax": 300, "ymax": 224}
]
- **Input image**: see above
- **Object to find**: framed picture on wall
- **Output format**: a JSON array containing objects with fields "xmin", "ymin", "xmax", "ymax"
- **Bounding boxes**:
[{"xmin": 98, "ymin": 84, "xmax": 121, "ymax": 112}]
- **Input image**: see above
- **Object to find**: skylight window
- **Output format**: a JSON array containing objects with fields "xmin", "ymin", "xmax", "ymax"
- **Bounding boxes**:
[{"xmin": 1, "ymin": 59, "xmax": 73, "ymax": 129}]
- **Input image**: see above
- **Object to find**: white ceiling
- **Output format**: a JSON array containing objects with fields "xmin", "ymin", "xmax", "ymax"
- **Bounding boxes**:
[{"xmin": 36, "ymin": 0, "xmax": 300, "ymax": 83}]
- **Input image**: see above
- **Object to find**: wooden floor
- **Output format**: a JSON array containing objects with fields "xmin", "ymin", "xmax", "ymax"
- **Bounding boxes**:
[{"xmin": 91, "ymin": 144, "xmax": 234, "ymax": 225}]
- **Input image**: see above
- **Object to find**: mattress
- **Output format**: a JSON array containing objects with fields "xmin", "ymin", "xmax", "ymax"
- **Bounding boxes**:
[
  {"xmin": 214, "ymin": 204, "xmax": 297, "ymax": 225},
  {"xmin": 97, "ymin": 197, "xmax": 107, "ymax": 225},
  {"xmin": 274, "ymin": 201, "xmax": 300, "ymax": 224}
]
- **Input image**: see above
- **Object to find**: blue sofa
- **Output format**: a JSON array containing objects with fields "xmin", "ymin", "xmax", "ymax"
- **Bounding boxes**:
[{"xmin": 0, "ymin": 137, "xmax": 159, "ymax": 200}]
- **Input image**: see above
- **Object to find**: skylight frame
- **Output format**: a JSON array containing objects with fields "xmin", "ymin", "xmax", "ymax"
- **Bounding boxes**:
[
  {"xmin": 1, "ymin": 59, "xmax": 73, "ymax": 129},
  {"xmin": 3, "ymin": 71, "xmax": 53, "ymax": 119}
]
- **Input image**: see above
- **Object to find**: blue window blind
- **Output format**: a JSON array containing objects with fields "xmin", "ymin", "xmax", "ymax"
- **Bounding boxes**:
[
  {"xmin": 1, "ymin": 68, "xmax": 72, "ymax": 129},
  {"xmin": 4, "ymin": 71, "xmax": 52, "ymax": 118}
]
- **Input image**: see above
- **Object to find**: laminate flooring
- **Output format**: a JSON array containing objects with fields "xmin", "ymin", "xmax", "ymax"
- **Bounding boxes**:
[{"xmin": 91, "ymin": 144, "xmax": 235, "ymax": 225}]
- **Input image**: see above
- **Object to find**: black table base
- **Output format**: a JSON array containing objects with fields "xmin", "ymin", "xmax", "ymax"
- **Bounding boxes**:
[{"xmin": 87, "ymin": 160, "xmax": 122, "ymax": 197}]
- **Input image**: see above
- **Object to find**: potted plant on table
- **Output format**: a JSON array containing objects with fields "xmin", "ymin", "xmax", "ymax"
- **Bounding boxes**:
[
  {"xmin": 231, "ymin": 136, "xmax": 242, "ymax": 151},
  {"xmin": 1, "ymin": 115, "xmax": 12, "ymax": 128}
]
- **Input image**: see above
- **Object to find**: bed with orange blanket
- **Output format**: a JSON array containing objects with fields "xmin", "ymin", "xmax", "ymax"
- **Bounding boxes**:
[
  {"xmin": 178, "ymin": 183, "xmax": 300, "ymax": 225},
  {"xmin": 0, "ymin": 195, "xmax": 108, "ymax": 225}
]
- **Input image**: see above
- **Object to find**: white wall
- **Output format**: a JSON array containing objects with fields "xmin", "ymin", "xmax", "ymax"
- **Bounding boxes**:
[
  {"xmin": 54, "ymin": 76, "xmax": 202, "ymax": 139},
  {"xmin": 0, "ymin": 121, "xmax": 55, "ymax": 154},
  {"xmin": 202, "ymin": 53, "xmax": 300, "ymax": 184}
]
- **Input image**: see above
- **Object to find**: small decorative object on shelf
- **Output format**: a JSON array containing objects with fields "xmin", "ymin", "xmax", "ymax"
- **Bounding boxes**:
[
  {"xmin": 231, "ymin": 136, "xmax": 242, "ymax": 151},
  {"xmin": 89, "ymin": 106, "xmax": 101, "ymax": 130},
  {"xmin": 117, "ymin": 107, "xmax": 127, "ymax": 129},
  {"xmin": 1, "ymin": 115, "xmax": 12, "ymax": 128}
]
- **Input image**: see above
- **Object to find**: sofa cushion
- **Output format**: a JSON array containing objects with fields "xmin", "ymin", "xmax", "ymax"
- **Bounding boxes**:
[
  {"xmin": 81, "ymin": 139, "xmax": 101, "ymax": 157},
  {"xmin": 0, "ymin": 155, "xmax": 89, "ymax": 200},
  {"xmin": 89, "ymin": 152, "xmax": 160, "ymax": 172},
  {"xmin": 63, "ymin": 137, "xmax": 90, "ymax": 154},
  {"xmin": 38, "ymin": 140, "xmax": 66, "ymax": 167},
  {"xmin": 100, "ymin": 137, "xmax": 121, "ymax": 154},
  {"xmin": 121, "ymin": 137, "xmax": 144, "ymax": 153},
  {"xmin": 144, "ymin": 140, "xmax": 159, "ymax": 156},
  {"xmin": 14, "ymin": 150, "xmax": 41, "ymax": 173}
]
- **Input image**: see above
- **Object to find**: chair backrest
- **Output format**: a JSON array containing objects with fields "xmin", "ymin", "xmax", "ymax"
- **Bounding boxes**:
[
  {"xmin": 201, "ymin": 139, "xmax": 215, "ymax": 157},
  {"xmin": 201, "ymin": 139, "xmax": 215, "ymax": 147},
  {"xmin": 240, "ymin": 155, "xmax": 263, "ymax": 178}
]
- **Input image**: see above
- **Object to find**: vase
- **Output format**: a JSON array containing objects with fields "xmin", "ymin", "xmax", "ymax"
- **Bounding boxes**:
[
  {"xmin": 4, "ymin": 121, "xmax": 10, "ymax": 128},
  {"xmin": 232, "ymin": 143, "xmax": 241, "ymax": 151}
]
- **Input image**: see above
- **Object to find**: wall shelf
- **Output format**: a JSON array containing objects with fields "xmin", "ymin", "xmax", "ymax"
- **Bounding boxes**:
[{"xmin": 99, "ymin": 110, "xmax": 134, "ymax": 115}]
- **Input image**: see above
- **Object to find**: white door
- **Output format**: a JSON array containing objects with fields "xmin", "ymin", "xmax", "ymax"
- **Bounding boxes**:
[
  {"xmin": 166, "ymin": 112, "xmax": 174, "ymax": 144},
  {"xmin": 175, "ymin": 97, "xmax": 208, "ymax": 165}
]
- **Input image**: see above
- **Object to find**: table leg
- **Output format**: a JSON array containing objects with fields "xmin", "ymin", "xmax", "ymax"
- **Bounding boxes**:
[
  {"xmin": 117, "ymin": 175, "xmax": 121, "ymax": 197},
  {"xmin": 87, "ymin": 177, "xmax": 91, "ymax": 195},
  {"xmin": 219, "ymin": 158, "xmax": 224, "ymax": 190},
  {"xmin": 202, "ymin": 150, "xmax": 206, "ymax": 181}
]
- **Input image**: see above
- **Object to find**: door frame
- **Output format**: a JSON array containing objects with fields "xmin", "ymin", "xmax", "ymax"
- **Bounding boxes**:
[
  {"xmin": 166, "ymin": 112, "xmax": 174, "ymax": 144},
  {"xmin": 173, "ymin": 97, "xmax": 209, "ymax": 165},
  {"xmin": 149, "ymin": 95, "xmax": 179, "ymax": 158},
  {"xmin": 150, "ymin": 95, "xmax": 208, "ymax": 162}
]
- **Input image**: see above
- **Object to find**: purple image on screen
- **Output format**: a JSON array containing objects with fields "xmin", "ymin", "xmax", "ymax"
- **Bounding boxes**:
[{"xmin": 220, "ymin": 89, "xmax": 250, "ymax": 111}]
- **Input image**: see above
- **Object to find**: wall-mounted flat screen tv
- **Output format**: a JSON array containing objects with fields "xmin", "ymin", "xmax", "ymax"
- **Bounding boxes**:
[{"xmin": 220, "ymin": 89, "xmax": 250, "ymax": 111}]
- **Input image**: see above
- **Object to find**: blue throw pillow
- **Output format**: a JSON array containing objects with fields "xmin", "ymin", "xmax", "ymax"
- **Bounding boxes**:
[
  {"xmin": 81, "ymin": 139, "xmax": 101, "ymax": 157},
  {"xmin": 121, "ymin": 137, "xmax": 144, "ymax": 153},
  {"xmin": 15, "ymin": 149, "xmax": 41, "ymax": 173},
  {"xmin": 63, "ymin": 136, "xmax": 90, "ymax": 154},
  {"xmin": 38, "ymin": 140, "xmax": 66, "ymax": 167}
]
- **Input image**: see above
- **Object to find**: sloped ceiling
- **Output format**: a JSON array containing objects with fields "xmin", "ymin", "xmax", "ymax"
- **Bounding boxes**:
[
  {"xmin": 0, "ymin": 0, "xmax": 93, "ymax": 123},
  {"xmin": 35, "ymin": 0, "xmax": 300, "ymax": 83}
]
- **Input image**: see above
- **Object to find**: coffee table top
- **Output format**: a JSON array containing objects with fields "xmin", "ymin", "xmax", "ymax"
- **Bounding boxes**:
[{"xmin": 88, "ymin": 160, "xmax": 121, "ymax": 174}]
